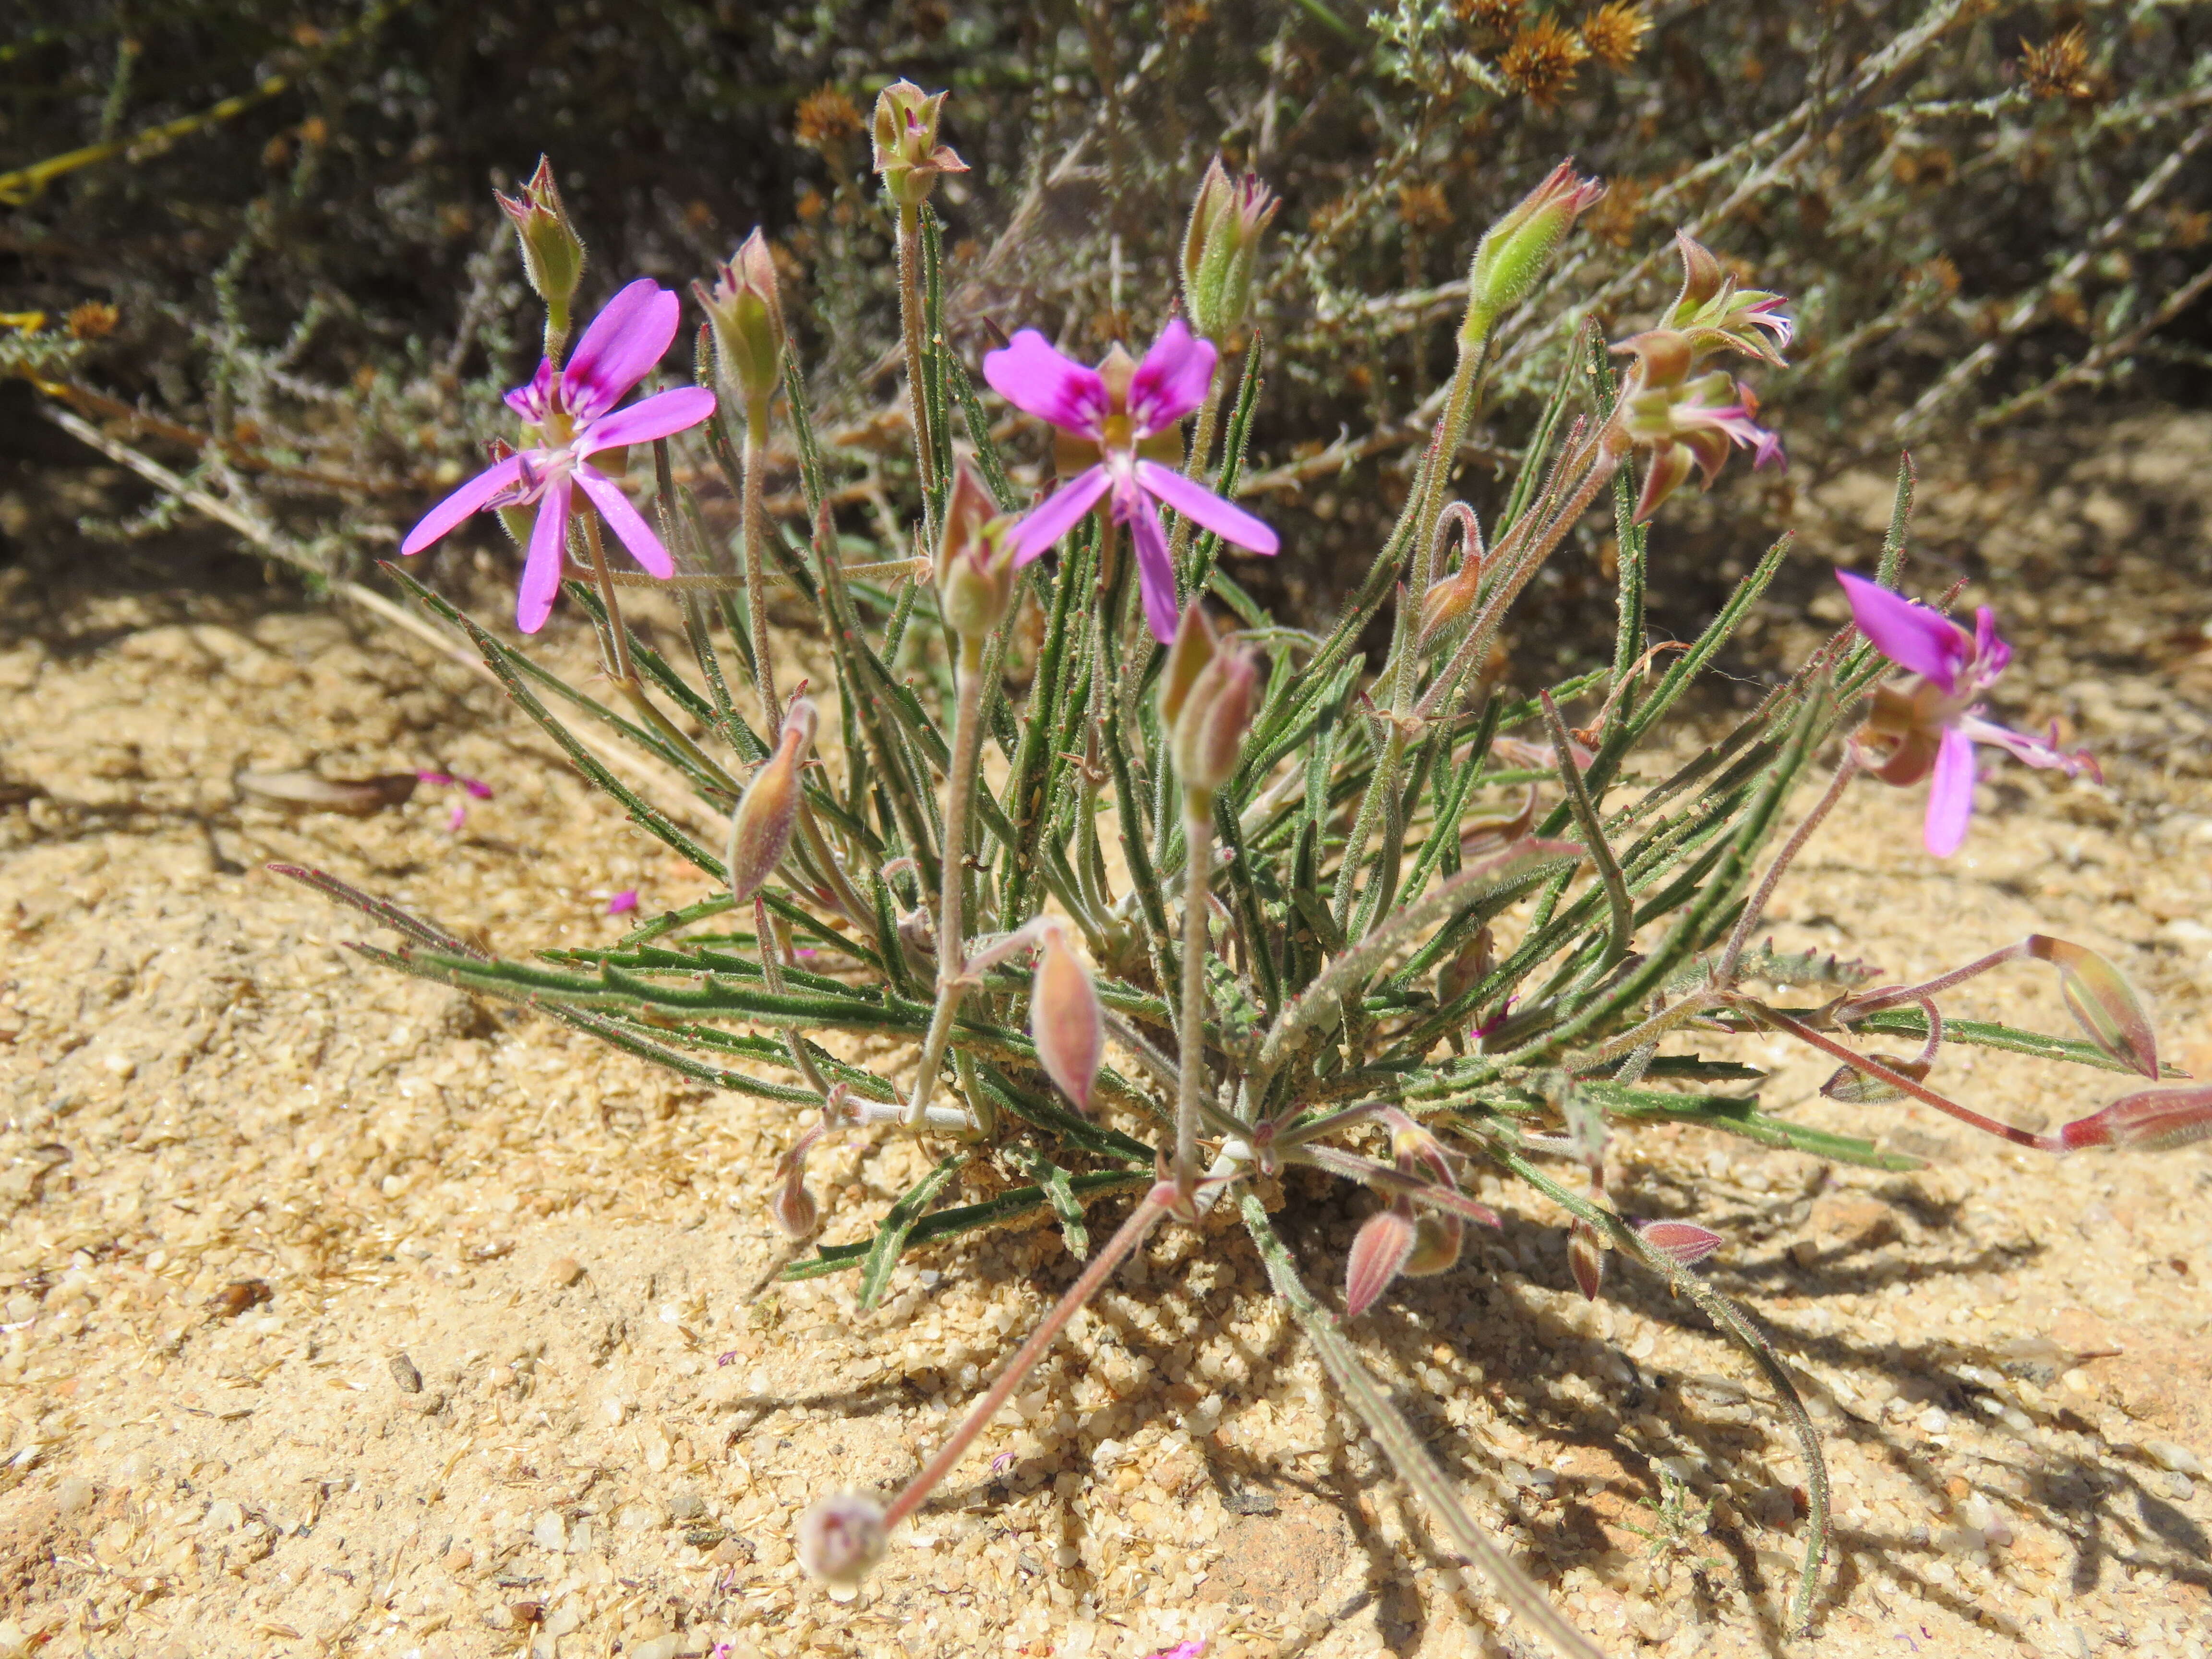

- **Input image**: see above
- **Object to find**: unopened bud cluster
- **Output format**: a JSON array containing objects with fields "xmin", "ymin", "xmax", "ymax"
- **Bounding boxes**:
[{"xmin": 1182, "ymin": 158, "xmax": 1278, "ymax": 341}]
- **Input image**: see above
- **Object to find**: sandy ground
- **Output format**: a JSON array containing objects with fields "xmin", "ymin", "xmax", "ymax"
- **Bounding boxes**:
[{"xmin": 0, "ymin": 413, "xmax": 2209, "ymax": 1659}]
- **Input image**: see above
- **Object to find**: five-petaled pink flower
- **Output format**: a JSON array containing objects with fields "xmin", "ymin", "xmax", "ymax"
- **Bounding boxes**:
[
  {"xmin": 1838, "ymin": 571, "xmax": 2098, "ymax": 858},
  {"xmin": 984, "ymin": 321, "xmax": 1278, "ymax": 642},
  {"xmin": 401, "ymin": 279, "xmax": 717, "ymax": 633}
]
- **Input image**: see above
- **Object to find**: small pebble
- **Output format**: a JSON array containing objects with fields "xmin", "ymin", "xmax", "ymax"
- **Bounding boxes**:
[
  {"xmin": 544, "ymin": 1256, "xmax": 584, "ymax": 1288},
  {"xmin": 388, "ymin": 1353, "xmax": 423, "ymax": 1395},
  {"xmin": 2144, "ymin": 1439, "xmax": 2202, "ymax": 1475}
]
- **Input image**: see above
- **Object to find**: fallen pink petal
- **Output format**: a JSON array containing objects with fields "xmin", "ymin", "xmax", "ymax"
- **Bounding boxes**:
[{"xmin": 607, "ymin": 890, "xmax": 639, "ymax": 915}]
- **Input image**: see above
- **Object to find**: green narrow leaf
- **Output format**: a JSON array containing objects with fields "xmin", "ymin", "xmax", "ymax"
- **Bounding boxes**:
[
  {"xmin": 857, "ymin": 1154, "xmax": 967, "ymax": 1309},
  {"xmin": 1018, "ymin": 1146, "xmax": 1090, "ymax": 1257}
]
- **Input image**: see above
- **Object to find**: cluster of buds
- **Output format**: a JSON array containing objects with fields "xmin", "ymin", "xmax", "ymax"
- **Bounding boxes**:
[
  {"xmin": 1181, "ymin": 158, "xmax": 1279, "ymax": 342},
  {"xmin": 495, "ymin": 157, "xmax": 586, "ymax": 348},
  {"xmin": 727, "ymin": 699, "xmax": 818, "ymax": 904},
  {"xmin": 1609, "ymin": 231, "xmax": 1791, "ymax": 523},
  {"xmin": 1462, "ymin": 159, "xmax": 1606, "ymax": 344},
  {"xmin": 1344, "ymin": 1113, "xmax": 1496, "ymax": 1318},
  {"xmin": 935, "ymin": 462, "xmax": 1018, "ymax": 649},
  {"xmin": 695, "ymin": 228, "xmax": 785, "ymax": 413},
  {"xmin": 871, "ymin": 80, "xmax": 968, "ymax": 209},
  {"xmin": 1158, "ymin": 603, "xmax": 1261, "ymax": 809}
]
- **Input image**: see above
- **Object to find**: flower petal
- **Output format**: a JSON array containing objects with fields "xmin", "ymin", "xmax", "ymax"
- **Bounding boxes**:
[
  {"xmin": 982, "ymin": 330, "xmax": 1108, "ymax": 435},
  {"xmin": 1923, "ymin": 723, "xmax": 1976, "ymax": 857},
  {"xmin": 577, "ymin": 386, "xmax": 718, "ymax": 455},
  {"xmin": 1135, "ymin": 460, "xmax": 1279, "ymax": 555},
  {"xmin": 574, "ymin": 466, "xmax": 674, "ymax": 579},
  {"xmin": 516, "ymin": 479, "xmax": 573, "ymax": 635},
  {"xmin": 1836, "ymin": 570, "xmax": 1969, "ymax": 694},
  {"xmin": 1124, "ymin": 495, "xmax": 1182, "ymax": 644},
  {"xmin": 400, "ymin": 454, "xmax": 529, "ymax": 555},
  {"xmin": 1005, "ymin": 466, "xmax": 1111, "ymax": 564},
  {"xmin": 1128, "ymin": 319, "xmax": 1216, "ymax": 433},
  {"xmin": 562, "ymin": 280, "xmax": 680, "ymax": 421},
  {"xmin": 1956, "ymin": 713, "xmax": 2098, "ymax": 780}
]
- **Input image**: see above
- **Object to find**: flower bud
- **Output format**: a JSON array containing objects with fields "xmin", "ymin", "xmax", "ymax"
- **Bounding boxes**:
[
  {"xmin": 2055, "ymin": 1082, "xmax": 2212, "ymax": 1153},
  {"xmin": 1635, "ymin": 1219, "xmax": 1723, "ymax": 1267},
  {"xmin": 495, "ymin": 156, "xmax": 586, "ymax": 332},
  {"xmin": 1345, "ymin": 1202, "xmax": 1419, "ymax": 1319},
  {"xmin": 1170, "ymin": 637, "xmax": 1260, "ymax": 803},
  {"xmin": 871, "ymin": 80, "xmax": 969, "ymax": 209},
  {"xmin": 795, "ymin": 1492, "xmax": 887, "ymax": 1584},
  {"xmin": 936, "ymin": 461, "xmax": 1017, "ymax": 645},
  {"xmin": 1567, "ymin": 1218, "xmax": 1606, "ymax": 1301},
  {"xmin": 1401, "ymin": 1210, "xmax": 1465, "ymax": 1278},
  {"xmin": 1029, "ymin": 920, "xmax": 1104, "ymax": 1115},
  {"xmin": 1181, "ymin": 158, "xmax": 1279, "ymax": 341},
  {"xmin": 770, "ymin": 1125, "xmax": 824, "ymax": 1239},
  {"xmin": 1819, "ymin": 1055, "xmax": 1930, "ymax": 1105},
  {"xmin": 1157, "ymin": 601, "xmax": 1218, "ymax": 731},
  {"xmin": 2028, "ymin": 935, "xmax": 2160, "ymax": 1080},
  {"xmin": 1436, "ymin": 925, "xmax": 1495, "ymax": 1010},
  {"xmin": 695, "ymin": 228, "xmax": 785, "ymax": 411},
  {"xmin": 727, "ymin": 700, "xmax": 818, "ymax": 904},
  {"xmin": 1463, "ymin": 159, "xmax": 1604, "ymax": 343}
]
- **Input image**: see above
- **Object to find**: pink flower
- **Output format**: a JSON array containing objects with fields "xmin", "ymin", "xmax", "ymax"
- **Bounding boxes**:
[
  {"xmin": 400, "ymin": 279, "xmax": 717, "ymax": 633},
  {"xmin": 1838, "ymin": 571, "xmax": 2098, "ymax": 857},
  {"xmin": 415, "ymin": 768, "xmax": 492, "ymax": 831},
  {"xmin": 983, "ymin": 321, "xmax": 1278, "ymax": 642},
  {"xmin": 606, "ymin": 890, "xmax": 639, "ymax": 915}
]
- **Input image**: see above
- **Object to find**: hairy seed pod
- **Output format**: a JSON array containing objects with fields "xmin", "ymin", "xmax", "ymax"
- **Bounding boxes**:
[{"xmin": 695, "ymin": 228, "xmax": 786, "ymax": 409}]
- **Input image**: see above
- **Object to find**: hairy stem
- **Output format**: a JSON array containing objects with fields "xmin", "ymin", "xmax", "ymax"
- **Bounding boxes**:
[
  {"xmin": 895, "ymin": 202, "xmax": 937, "ymax": 495},
  {"xmin": 903, "ymin": 638, "xmax": 987, "ymax": 1130},
  {"xmin": 1166, "ymin": 368, "xmax": 1226, "ymax": 578},
  {"xmin": 1716, "ymin": 747, "xmax": 1858, "ymax": 984},
  {"xmin": 580, "ymin": 512, "xmax": 637, "ymax": 690},
  {"xmin": 882, "ymin": 1190, "xmax": 1171, "ymax": 1532},
  {"xmin": 1175, "ymin": 791, "xmax": 1214, "ymax": 1210},
  {"xmin": 740, "ymin": 400, "xmax": 781, "ymax": 721},
  {"xmin": 1541, "ymin": 690, "xmax": 1631, "ymax": 969}
]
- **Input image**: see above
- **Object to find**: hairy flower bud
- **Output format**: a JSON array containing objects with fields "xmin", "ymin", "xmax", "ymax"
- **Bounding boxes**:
[
  {"xmin": 695, "ymin": 228, "xmax": 785, "ymax": 410},
  {"xmin": 1174, "ymin": 650, "xmax": 1259, "ymax": 802},
  {"xmin": 2029, "ymin": 934, "xmax": 2160, "ymax": 1080},
  {"xmin": 770, "ymin": 1123, "xmax": 825, "ymax": 1239},
  {"xmin": 871, "ymin": 80, "xmax": 968, "ymax": 208},
  {"xmin": 1345, "ymin": 1202, "xmax": 1419, "ymax": 1319},
  {"xmin": 1463, "ymin": 159, "xmax": 1604, "ymax": 342},
  {"xmin": 1181, "ymin": 158, "xmax": 1279, "ymax": 341},
  {"xmin": 1401, "ymin": 1210, "xmax": 1465, "ymax": 1278},
  {"xmin": 936, "ymin": 461, "xmax": 1017, "ymax": 645},
  {"xmin": 1029, "ymin": 920, "xmax": 1104, "ymax": 1115},
  {"xmin": 796, "ymin": 1492, "xmax": 887, "ymax": 1584},
  {"xmin": 495, "ymin": 156, "xmax": 586, "ymax": 333},
  {"xmin": 1437, "ymin": 925, "xmax": 1496, "ymax": 1010},
  {"xmin": 1567, "ymin": 1218, "xmax": 1606, "ymax": 1301},
  {"xmin": 727, "ymin": 700, "xmax": 818, "ymax": 904},
  {"xmin": 1635, "ymin": 1218, "xmax": 1725, "ymax": 1265},
  {"xmin": 1158, "ymin": 602, "xmax": 1218, "ymax": 731}
]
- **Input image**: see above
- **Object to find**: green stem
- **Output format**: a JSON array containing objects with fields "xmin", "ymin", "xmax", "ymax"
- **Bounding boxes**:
[
  {"xmin": 741, "ymin": 400, "xmax": 781, "ymax": 722},
  {"xmin": 1174, "ymin": 791, "xmax": 1214, "ymax": 1210},
  {"xmin": 896, "ymin": 202, "xmax": 937, "ymax": 495},
  {"xmin": 903, "ymin": 637, "xmax": 988, "ymax": 1130},
  {"xmin": 1166, "ymin": 368, "xmax": 1227, "ymax": 579}
]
